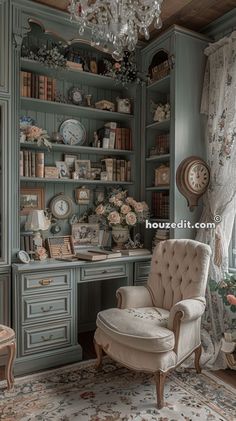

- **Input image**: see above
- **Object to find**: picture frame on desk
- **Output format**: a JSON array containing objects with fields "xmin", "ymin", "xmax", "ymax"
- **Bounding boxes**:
[
  {"xmin": 20, "ymin": 187, "xmax": 45, "ymax": 215},
  {"xmin": 55, "ymin": 161, "xmax": 70, "ymax": 179},
  {"xmin": 72, "ymin": 223, "xmax": 99, "ymax": 249},
  {"xmin": 75, "ymin": 160, "xmax": 91, "ymax": 179}
]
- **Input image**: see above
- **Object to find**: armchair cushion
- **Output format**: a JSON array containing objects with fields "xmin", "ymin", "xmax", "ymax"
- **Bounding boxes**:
[
  {"xmin": 96, "ymin": 307, "xmax": 175, "ymax": 353},
  {"xmin": 116, "ymin": 286, "xmax": 153, "ymax": 309},
  {"xmin": 168, "ymin": 297, "xmax": 206, "ymax": 330}
]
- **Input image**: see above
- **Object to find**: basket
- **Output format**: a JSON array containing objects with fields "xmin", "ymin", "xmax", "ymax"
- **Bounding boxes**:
[{"xmin": 151, "ymin": 59, "xmax": 170, "ymax": 82}]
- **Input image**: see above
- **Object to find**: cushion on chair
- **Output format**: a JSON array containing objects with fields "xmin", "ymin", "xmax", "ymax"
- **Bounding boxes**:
[
  {"xmin": 147, "ymin": 239, "xmax": 211, "ymax": 310},
  {"xmin": 96, "ymin": 307, "xmax": 175, "ymax": 353},
  {"xmin": 0, "ymin": 325, "xmax": 15, "ymax": 346}
]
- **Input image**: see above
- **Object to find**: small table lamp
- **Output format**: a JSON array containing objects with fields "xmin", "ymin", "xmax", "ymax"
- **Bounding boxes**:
[{"xmin": 25, "ymin": 210, "xmax": 50, "ymax": 249}]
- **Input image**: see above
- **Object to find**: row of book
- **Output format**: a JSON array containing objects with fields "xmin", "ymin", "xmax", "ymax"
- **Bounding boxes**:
[
  {"xmin": 101, "ymin": 158, "xmax": 131, "ymax": 182},
  {"xmin": 20, "ymin": 150, "xmax": 44, "ymax": 178},
  {"xmin": 20, "ymin": 71, "xmax": 56, "ymax": 101},
  {"xmin": 151, "ymin": 192, "xmax": 169, "ymax": 219},
  {"xmin": 96, "ymin": 122, "xmax": 132, "ymax": 151},
  {"xmin": 149, "ymin": 133, "xmax": 170, "ymax": 157}
]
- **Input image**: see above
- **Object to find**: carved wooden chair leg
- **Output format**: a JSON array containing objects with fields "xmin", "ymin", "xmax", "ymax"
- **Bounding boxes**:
[
  {"xmin": 93, "ymin": 339, "xmax": 103, "ymax": 369},
  {"xmin": 154, "ymin": 371, "xmax": 167, "ymax": 409},
  {"xmin": 6, "ymin": 342, "xmax": 16, "ymax": 390},
  {"xmin": 194, "ymin": 344, "xmax": 202, "ymax": 374}
]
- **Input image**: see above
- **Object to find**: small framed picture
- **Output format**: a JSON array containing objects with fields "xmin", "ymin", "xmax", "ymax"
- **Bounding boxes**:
[
  {"xmin": 20, "ymin": 187, "xmax": 45, "ymax": 215},
  {"xmin": 75, "ymin": 160, "xmax": 91, "ymax": 179},
  {"xmin": 64, "ymin": 154, "xmax": 78, "ymax": 174},
  {"xmin": 72, "ymin": 223, "xmax": 99, "ymax": 248},
  {"xmin": 55, "ymin": 161, "xmax": 70, "ymax": 178},
  {"xmin": 75, "ymin": 186, "xmax": 91, "ymax": 205}
]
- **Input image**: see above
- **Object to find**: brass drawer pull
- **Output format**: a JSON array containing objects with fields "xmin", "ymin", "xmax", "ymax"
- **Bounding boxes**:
[
  {"xmin": 41, "ymin": 334, "xmax": 53, "ymax": 342},
  {"xmin": 39, "ymin": 279, "xmax": 53, "ymax": 286},
  {"xmin": 41, "ymin": 306, "xmax": 53, "ymax": 313}
]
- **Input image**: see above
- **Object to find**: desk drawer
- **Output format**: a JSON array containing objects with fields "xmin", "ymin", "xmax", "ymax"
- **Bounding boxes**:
[
  {"xmin": 134, "ymin": 261, "xmax": 151, "ymax": 285},
  {"xmin": 22, "ymin": 321, "xmax": 71, "ymax": 355},
  {"xmin": 21, "ymin": 270, "xmax": 71, "ymax": 294},
  {"xmin": 22, "ymin": 292, "xmax": 71, "ymax": 324},
  {"xmin": 81, "ymin": 263, "xmax": 126, "ymax": 281}
]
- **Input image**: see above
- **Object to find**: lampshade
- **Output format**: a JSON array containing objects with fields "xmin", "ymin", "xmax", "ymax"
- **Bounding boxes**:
[{"xmin": 25, "ymin": 210, "xmax": 50, "ymax": 232}]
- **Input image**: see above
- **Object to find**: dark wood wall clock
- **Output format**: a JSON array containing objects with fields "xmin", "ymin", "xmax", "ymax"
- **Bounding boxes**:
[{"xmin": 176, "ymin": 156, "xmax": 210, "ymax": 211}]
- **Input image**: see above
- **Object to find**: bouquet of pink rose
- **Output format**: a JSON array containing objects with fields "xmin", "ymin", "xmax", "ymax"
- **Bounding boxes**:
[
  {"xmin": 95, "ymin": 190, "xmax": 149, "ymax": 228},
  {"xmin": 20, "ymin": 124, "xmax": 52, "ymax": 150}
]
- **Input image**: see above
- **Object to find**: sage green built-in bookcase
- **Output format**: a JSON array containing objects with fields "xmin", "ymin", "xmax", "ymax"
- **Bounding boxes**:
[
  {"xmin": 19, "ymin": 29, "xmax": 141, "ymax": 239},
  {"xmin": 140, "ymin": 26, "xmax": 210, "ymax": 248}
]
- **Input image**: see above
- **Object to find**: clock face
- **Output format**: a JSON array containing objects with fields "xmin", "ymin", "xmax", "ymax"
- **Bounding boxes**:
[
  {"xmin": 50, "ymin": 194, "xmax": 73, "ymax": 219},
  {"xmin": 70, "ymin": 88, "xmax": 83, "ymax": 105},
  {"xmin": 185, "ymin": 162, "xmax": 210, "ymax": 193},
  {"xmin": 59, "ymin": 119, "xmax": 86, "ymax": 146}
]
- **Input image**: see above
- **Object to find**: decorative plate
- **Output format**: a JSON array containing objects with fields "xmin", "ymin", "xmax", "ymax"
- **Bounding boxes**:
[
  {"xmin": 20, "ymin": 116, "xmax": 35, "ymax": 127},
  {"xmin": 59, "ymin": 119, "xmax": 86, "ymax": 146}
]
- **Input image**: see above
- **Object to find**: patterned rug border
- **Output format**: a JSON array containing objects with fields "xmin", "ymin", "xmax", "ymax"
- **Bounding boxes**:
[{"xmin": 2, "ymin": 357, "xmax": 235, "ymax": 394}]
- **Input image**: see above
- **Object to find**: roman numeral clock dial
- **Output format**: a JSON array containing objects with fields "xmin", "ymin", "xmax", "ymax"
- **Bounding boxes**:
[{"xmin": 176, "ymin": 157, "xmax": 210, "ymax": 211}]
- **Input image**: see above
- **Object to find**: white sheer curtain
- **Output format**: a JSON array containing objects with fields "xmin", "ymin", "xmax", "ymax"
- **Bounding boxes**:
[{"xmin": 196, "ymin": 31, "xmax": 236, "ymax": 368}]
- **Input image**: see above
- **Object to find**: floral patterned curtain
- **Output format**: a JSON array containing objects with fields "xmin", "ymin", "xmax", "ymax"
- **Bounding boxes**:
[{"xmin": 196, "ymin": 31, "xmax": 236, "ymax": 368}]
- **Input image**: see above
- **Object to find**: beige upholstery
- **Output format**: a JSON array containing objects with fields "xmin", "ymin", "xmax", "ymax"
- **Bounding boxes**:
[{"xmin": 94, "ymin": 239, "xmax": 211, "ymax": 408}]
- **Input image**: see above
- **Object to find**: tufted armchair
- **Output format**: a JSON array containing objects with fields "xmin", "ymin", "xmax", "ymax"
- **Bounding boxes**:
[{"xmin": 94, "ymin": 239, "xmax": 211, "ymax": 408}]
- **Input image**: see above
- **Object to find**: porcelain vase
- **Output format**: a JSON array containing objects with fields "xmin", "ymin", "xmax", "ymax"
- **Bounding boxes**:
[{"xmin": 111, "ymin": 225, "xmax": 129, "ymax": 249}]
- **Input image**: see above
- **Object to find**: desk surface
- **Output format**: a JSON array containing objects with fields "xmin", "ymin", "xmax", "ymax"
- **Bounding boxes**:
[{"xmin": 12, "ymin": 254, "xmax": 152, "ymax": 272}]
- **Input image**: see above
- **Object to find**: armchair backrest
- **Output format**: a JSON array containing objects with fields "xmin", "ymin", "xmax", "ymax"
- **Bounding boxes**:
[{"xmin": 147, "ymin": 239, "xmax": 211, "ymax": 310}]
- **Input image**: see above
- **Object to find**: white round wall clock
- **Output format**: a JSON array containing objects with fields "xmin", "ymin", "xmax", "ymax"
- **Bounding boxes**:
[{"xmin": 59, "ymin": 119, "xmax": 86, "ymax": 146}]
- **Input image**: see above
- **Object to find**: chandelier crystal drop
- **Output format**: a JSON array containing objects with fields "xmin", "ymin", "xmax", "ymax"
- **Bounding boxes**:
[{"xmin": 68, "ymin": 0, "xmax": 163, "ymax": 60}]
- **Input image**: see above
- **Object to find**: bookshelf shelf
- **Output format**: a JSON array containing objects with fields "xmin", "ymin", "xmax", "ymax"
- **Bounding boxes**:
[
  {"xmin": 20, "ymin": 142, "xmax": 134, "ymax": 156},
  {"xmin": 21, "ymin": 97, "xmax": 134, "ymax": 122},
  {"xmin": 20, "ymin": 58, "xmax": 130, "ymax": 91},
  {"xmin": 146, "ymin": 75, "xmax": 170, "ymax": 93},
  {"xmin": 146, "ymin": 186, "xmax": 170, "ymax": 191},
  {"xmin": 20, "ymin": 177, "xmax": 133, "ymax": 185},
  {"xmin": 146, "ymin": 154, "xmax": 170, "ymax": 162},
  {"xmin": 146, "ymin": 120, "xmax": 170, "ymax": 131}
]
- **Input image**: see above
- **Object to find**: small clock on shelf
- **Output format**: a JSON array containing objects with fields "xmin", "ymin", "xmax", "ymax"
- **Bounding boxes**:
[
  {"xmin": 68, "ymin": 87, "xmax": 83, "ymax": 105},
  {"xmin": 176, "ymin": 156, "xmax": 210, "ymax": 211},
  {"xmin": 49, "ymin": 193, "xmax": 73, "ymax": 220}
]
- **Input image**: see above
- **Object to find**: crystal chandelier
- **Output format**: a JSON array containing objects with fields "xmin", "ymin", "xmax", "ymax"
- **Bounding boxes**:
[{"xmin": 68, "ymin": 0, "xmax": 163, "ymax": 60}]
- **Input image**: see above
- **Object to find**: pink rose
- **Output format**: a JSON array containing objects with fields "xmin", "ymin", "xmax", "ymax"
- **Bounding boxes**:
[
  {"xmin": 109, "ymin": 197, "xmax": 116, "ymax": 204},
  {"xmin": 108, "ymin": 211, "xmax": 121, "ymax": 225},
  {"xmin": 114, "ymin": 199, "xmax": 123, "ymax": 207},
  {"xmin": 126, "ymin": 197, "xmax": 136, "ymax": 206},
  {"xmin": 114, "ymin": 63, "xmax": 121, "ymax": 70},
  {"xmin": 121, "ymin": 204, "xmax": 131, "ymax": 215},
  {"xmin": 134, "ymin": 202, "xmax": 144, "ymax": 213},
  {"xmin": 126, "ymin": 212, "xmax": 137, "ymax": 226},
  {"xmin": 141, "ymin": 201, "xmax": 149, "ymax": 211},
  {"xmin": 26, "ymin": 126, "xmax": 43, "ymax": 140},
  {"xmin": 96, "ymin": 204, "xmax": 105, "ymax": 215}
]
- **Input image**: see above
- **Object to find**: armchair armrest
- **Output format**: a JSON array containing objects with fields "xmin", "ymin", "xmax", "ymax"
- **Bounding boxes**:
[
  {"xmin": 116, "ymin": 286, "xmax": 153, "ymax": 309},
  {"xmin": 168, "ymin": 297, "xmax": 206, "ymax": 330}
]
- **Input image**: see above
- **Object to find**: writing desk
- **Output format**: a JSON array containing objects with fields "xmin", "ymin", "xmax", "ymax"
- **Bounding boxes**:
[{"xmin": 12, "ymin": 255, "xmax": 151, "ymax": 375}]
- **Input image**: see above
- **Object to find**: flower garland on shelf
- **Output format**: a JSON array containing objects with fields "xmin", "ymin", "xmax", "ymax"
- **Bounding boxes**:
[
  {"xmin": 27, "ymin": 45, "xmax": 67, "ymax": 70},
  {"xmin": 103, "ymin": 52, "xmax": 143, "ymax": 86}
]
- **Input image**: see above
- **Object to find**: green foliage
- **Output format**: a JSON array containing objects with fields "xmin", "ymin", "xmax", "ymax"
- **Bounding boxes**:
[{"xmin": 211, "ymin": 273, "xmax": 236, "ymax": 312}]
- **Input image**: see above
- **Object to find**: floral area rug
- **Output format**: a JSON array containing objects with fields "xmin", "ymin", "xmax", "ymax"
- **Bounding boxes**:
[{"xmin": 0, "ymin": 358, "xmax": 235, "ymax": 420}]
